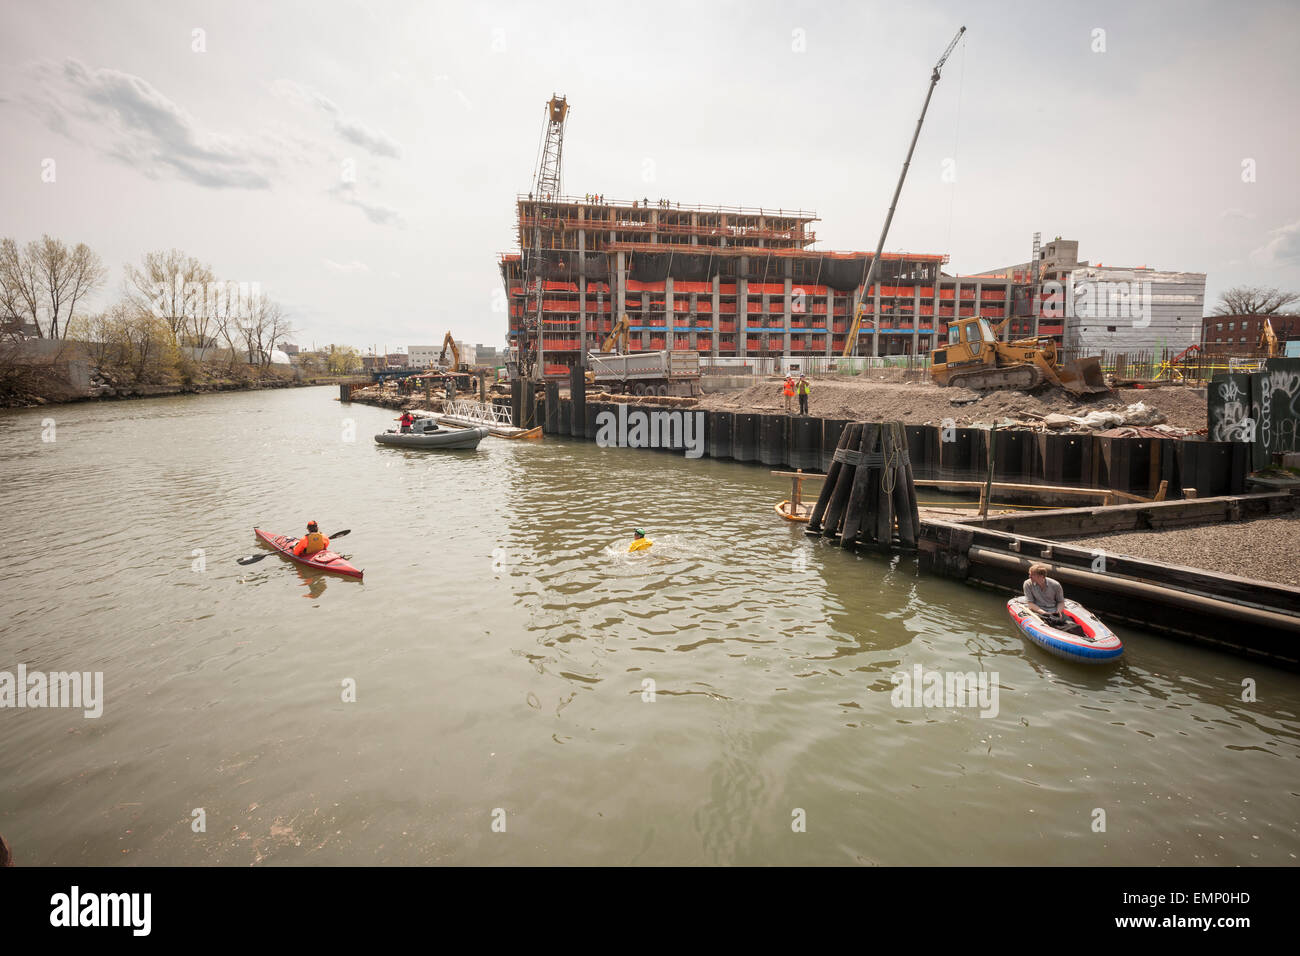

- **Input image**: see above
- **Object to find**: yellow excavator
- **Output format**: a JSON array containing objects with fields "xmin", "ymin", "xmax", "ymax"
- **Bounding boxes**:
[
  {"xmin": 584, "ymin": 314, "xmax": 633, "ymax": 384},
  {"xmin": 930, "ymin": 317, "xmax": 1109, "ymax": 394},
  {"xmin": 600, "ymin": 313, "xmax": 631, "ymax": 353},
  {"xmin": 1260, "ymin": 317, "xmax": 1280, "ymax": 358},
  {"xmin": 438, "ymin": 331, "xmax": 462, "ymax": 370}
]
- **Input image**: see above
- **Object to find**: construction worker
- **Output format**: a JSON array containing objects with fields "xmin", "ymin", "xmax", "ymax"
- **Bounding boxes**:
[
  {"xmin": 628, "ymin": 528, "xmax": 652, "ymax": 553},
  {"xmin": 796, "ymin": 374, "xmax": 811, "ymax": 416},
  {"xmin": 782, "ymin": 374, "xmax": 795, "ymax": 414},
  {"xmin": 292, "ymin": 521, "xmax": 330, "ymax": 557}
]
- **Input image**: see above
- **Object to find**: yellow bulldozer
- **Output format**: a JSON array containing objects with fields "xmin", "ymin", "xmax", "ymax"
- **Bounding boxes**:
[{"xmin": 930, "ymin": 317, "xmax": 1109, "ymax": 394}]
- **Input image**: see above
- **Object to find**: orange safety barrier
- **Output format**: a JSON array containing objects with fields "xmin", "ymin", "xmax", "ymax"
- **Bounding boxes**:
[
  {"xmin": 673, "ymin": 281, "xmax": 713, "ymax": 294},
  {"xmin": 626, "ymin": 280, "xmax": 666, "ymax": 292}
]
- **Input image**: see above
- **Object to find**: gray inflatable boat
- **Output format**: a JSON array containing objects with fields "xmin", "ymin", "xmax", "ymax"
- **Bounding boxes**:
[{"xmin": 374, "ymin": 422, "xmax": 489, "ymax": 449}]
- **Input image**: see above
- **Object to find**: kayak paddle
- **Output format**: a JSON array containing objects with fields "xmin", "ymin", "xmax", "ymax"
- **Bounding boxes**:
[{"xmin": 236, "ymin": 529, "xmax": 351, "ymax": 566}]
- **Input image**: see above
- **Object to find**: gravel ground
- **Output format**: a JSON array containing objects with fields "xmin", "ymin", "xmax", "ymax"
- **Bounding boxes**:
[
  {"xmin": 698, "ymin": 377, "xmax": 1208, "ymax": 430},
  {"xmin": 1066, "ymin": 516, "xmax": 1300, "ymax": 587}
]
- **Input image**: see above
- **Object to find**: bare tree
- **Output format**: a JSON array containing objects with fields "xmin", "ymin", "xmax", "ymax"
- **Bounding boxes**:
[
  {"xmin": 1213, "ymin": 285, "xmax": 1300, "ymax": 315},
  {"xmin": 233, "ymin": 295, "xmax": 295, "ymax": 366},
  {"xmin": 123, "ymin": 249, "xmax": 215, "ymax": 344},
  {"xmin": 263, "ymin": 302, "xmax": 296, "ymax": 363},
  {"xmin": 0, "ymin": 237, "xmax": 46, "ymax": 337},
  {"xmin": 1, "ymin": 236, "xmax": 106, "ymax": 340},
  {"xmin": 34, "ymin": 236, "xmax": 106, "ymax": 339}
]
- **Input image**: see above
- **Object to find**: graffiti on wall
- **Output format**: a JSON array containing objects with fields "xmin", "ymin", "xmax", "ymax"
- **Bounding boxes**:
[
  {"xmin": 1261, "ymin": 369, "xmax": 1300, "ymax": 455},
  {"xmin": 1211, "ymin": 378, "xmax": 1257, "ymax": 443}
]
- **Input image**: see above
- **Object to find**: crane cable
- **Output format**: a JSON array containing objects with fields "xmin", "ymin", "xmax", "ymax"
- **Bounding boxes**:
[{"xmin": 944, "ymin": 35, "xmax": 967, "ymax": 260}]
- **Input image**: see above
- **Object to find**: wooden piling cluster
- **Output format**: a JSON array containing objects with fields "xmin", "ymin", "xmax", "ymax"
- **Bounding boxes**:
[{"xmin": 807, "ymin": 421, "xmax": 920, "ymax": 549}]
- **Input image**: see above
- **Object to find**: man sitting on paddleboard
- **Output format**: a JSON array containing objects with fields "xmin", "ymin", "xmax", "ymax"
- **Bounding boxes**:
[
  {"xmin": 1023, "ymin": 563, "xmax": 1068, "ymax": 626},
  {"xmin": 293, "ymin": 521, "xmax": 330, "ymax": 557},
  {"xmin": 628, "ymin": 528, "xmax": 652, "ymax": 552}
]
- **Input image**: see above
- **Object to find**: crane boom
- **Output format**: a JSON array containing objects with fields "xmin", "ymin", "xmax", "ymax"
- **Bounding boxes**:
[
  {"xmin": 519, "ymin": 95, "xmax": 569, "ymax": 384},
  {"xmin": 843, "ymin": 26, "xmax": 965, "ymax": 358}
]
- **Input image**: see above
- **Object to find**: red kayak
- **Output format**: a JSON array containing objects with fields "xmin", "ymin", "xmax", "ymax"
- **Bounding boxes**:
[{"xmin": 253, "ymin": 528, "xmax": 364, "ymax": 579}]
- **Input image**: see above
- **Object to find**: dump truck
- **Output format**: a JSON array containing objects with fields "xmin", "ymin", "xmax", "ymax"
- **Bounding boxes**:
[
  {"xmin": 587, "ymin": 350, "xmax": 702, "ymax": 396},
  {"xmin": 930, "ymin": 317, "xmax": 1109, "ymax": 394}
]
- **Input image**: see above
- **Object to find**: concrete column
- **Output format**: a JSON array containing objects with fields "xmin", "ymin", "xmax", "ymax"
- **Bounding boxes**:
[
  {"xmin": 650, "ymin": 208, "xmax": 658, "ymax": 244},
  {"xmin": 912, "ymin": 284, "xmax": 921, "ymax": 356},
  {"xmin": 826, "ymin": 291, "xmax": 834, "ymax": 357},
  {"xmin": 691, "ymin": 213, "xmax": 698, "ymax": 247},
  {"xmin": 933, "ymin": 264, "xmax": 942, "ymax": 353},
  {"xmin": 738, "ymin": 256, "xmax": 748, "ymax": 358},
  {"xmin": 665, "ymin": 276, "xmax": 674, "ymax": 352},
  {"xmin": 689, "ymin": 292, "xmax": 698, "ymax": 350},
  {"xmin": 783, "ymin": 272, "xmax": 793, "ymax": 356},
  {"xmin": 616, "ymin": 250, "xmax": 627, "ymax": 331},
  {"xmin": 712, "ymin": 276, "xmax": 721, "ymax": 358},
  {"xmin": 578, "ymin": 229, "xmax": 587, "ymax": 360},
  {"xmin": 1004, "ymin": 280, "xmax": 1013, "ymax": 336}
]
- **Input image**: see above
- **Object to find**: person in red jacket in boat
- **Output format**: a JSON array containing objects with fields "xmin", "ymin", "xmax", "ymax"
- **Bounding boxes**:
[
  {"xmin": 397, "ymin": 411, "xmax": 414, "ymax": 433},
  {"xmin": 293, "ymin": 521, "xmax": 330, "ymax": 557}
]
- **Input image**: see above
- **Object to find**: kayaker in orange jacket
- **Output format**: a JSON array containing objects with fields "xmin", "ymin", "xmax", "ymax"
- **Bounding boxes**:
[{"xmin": 293, "ymin": 521, "xmax": 330, "ymax": 556}]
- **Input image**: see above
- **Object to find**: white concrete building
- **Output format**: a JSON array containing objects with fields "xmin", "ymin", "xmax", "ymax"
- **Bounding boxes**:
[
  {"xmin": 408, "ymin": 342, "xmax": 476, "ymax": 367},
  {"xmin": 1061, "ymin": 267, "xmax": 1205, "ymax": 353}
]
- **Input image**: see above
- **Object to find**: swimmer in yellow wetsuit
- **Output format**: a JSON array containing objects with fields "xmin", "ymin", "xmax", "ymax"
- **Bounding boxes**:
[{"xmin": 628, "ymin": 528, "xmax": 652, "ymax": 552}]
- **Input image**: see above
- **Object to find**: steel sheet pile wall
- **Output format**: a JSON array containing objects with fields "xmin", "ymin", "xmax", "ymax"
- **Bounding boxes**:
[
  {"xmin": 538, "ymin": 400, "xmax": 1249, "ymax": 496},
  {"xmin": 1209, "ymin": 358, "xmax": 1300, "ymax": 470}
]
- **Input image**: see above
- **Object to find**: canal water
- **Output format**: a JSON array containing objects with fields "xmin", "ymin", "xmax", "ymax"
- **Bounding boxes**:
[{"xmin": 1, "ymin": 386, "xmax": 1297, "ymax": 865}]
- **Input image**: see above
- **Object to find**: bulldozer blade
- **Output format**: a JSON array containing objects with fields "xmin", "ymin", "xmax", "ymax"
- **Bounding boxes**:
[{"xmin": 1056, "ymin": 356, "xmax": 1110, "ymax": 395}]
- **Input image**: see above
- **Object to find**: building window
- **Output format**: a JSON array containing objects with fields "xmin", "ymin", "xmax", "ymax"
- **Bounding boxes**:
[
  {"xmin": 1241, "ymin": 337, "xmax": 1247, "ymax": 344},
  {"xmin": 1216, "ymin": 322, "xmax": 1222, "ymax": 331},
  {"xmin": 1107, "ymin": 325, "xmax": 1117, "ymax": 332},
  {"xmin": 1228, "ymin": 321, "xmax": 1235, "ymax": 330}
]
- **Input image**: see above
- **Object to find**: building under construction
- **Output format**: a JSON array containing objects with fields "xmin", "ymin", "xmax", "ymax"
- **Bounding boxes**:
[{"xmin": 499, "ymin": 195, "xmax": 1022, "ymax": 375}]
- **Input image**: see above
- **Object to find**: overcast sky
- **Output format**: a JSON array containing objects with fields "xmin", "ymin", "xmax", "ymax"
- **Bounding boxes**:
[{"xmin": 3, "ymin": 0, "xmax": 1298, "ymax": 351}]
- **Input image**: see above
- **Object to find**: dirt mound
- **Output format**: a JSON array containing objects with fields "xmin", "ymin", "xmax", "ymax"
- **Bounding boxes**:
[{"xmin": 697, "ymin": 378, "xmax": 1207, "ymax": 431}]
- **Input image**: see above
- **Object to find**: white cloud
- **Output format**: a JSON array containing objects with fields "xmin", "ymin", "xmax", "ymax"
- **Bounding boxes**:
[
  {"xmin": 323, "ymin": 259, "xmax": 371, "ymax": 274},
  {"xmin": 1251, "ymin": 221, "xmax": 1300, "ymax": 266},
  {"xmin": 273, "ymin": 79, "xmax": 402, "ymax": 158},
  {"xmin": 29, "ymin": 59, "xmax": 279, "ymax": 189},
  {"xmin": 330, "ymin": 182, "xmax": 403, "ymax": 227}
]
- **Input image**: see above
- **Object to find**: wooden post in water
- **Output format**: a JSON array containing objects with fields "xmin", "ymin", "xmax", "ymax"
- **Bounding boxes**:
[
  {"xmin": 821, "ymin": 424, "xmax": 866, "ymax": 538},
  {"xmin": 808, "ymin": 423, "xmax": 855, "ymax": 533},
  {"xmin": 839, "ymin": 423, "xmax": 880, "ymax": 547},
  {"xmin": 807, "ymin": 420, "xmax": 919, "ymax": 550},
  {"xmin": 979, "ymin": 425, "xmax": 997, "ymax": 522}
]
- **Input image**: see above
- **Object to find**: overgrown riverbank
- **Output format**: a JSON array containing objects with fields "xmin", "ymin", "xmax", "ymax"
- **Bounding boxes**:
[{"xmin": 0, "ymin": 361, "xmax": 356, "ymax": 408}]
